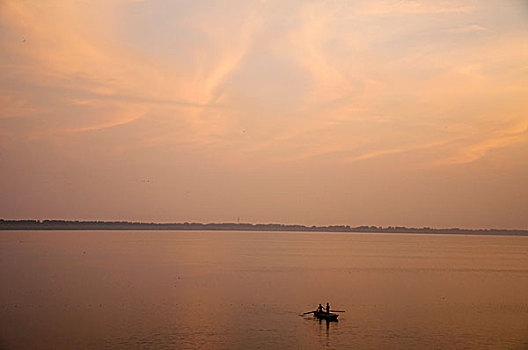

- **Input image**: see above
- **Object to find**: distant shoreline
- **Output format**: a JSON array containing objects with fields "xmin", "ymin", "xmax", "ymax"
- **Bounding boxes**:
[{"xmin": 1, "ymin": 219, "xmax": 527, "ymax": 236}]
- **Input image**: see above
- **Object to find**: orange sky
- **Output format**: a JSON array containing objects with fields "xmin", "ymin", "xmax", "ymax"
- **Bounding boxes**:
[{"xmin": 1, "ymin": 0, "xmax": 527, "ymax": 228}]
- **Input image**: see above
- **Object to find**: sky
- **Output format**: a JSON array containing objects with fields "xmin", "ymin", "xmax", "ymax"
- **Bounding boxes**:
[{"xmin": 1, "ymin": 0, "xmax": 527, "ymax": 229}]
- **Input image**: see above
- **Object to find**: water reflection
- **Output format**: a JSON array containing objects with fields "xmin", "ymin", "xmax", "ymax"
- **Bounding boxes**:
[
  {"xmin": 315, "ymin": 317, "xmax": 339, "ymax": 349},
  {"xmin": 318, "ymin": 317, "xmax": 338, "ymax": 335},
  {"xmin": 302, "ymin": 312, "xmax": 339, "ymax": 347},
  {"xmin": 1, "ymin": 230, "xmax": 527, "ymax": 349}
]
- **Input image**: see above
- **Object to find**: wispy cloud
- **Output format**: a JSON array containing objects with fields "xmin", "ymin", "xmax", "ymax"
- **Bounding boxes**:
[
  {"xmin": 360, "ymin": 1, "xmax": 474, "ymax": 16},
  {"xmin": 62, "ymin": 116, "xmax": 141, "ymax": 133},
  {"xmin": 0, "ymin": 94, "xmax": 36, "ymax": 119},
  {"xmin": 1, "ymin": 0, "xmax": 527, "ymax": 163},
  {"xmin": 448, "ymin": 24, "xmax": 486, "ymax": 33},
  {"xmin": 347, "ymin": 148, "xmax": 405, "ymax": 162},
  {"xmin": 0, "ymin": 0, "xmax": 260, "ymax": 150},
  {"xmin": 436, "ymin": 123, "xmax": 528, "ymax": 166}
]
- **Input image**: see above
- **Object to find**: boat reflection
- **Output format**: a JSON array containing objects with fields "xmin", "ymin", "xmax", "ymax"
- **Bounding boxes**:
[{"xmin": 315, "ymin": 317, "xmax": 338, "ymax": 345}]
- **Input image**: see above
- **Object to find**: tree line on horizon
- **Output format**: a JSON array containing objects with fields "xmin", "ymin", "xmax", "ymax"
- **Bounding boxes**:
[{"xmin": 0, "ymin": 219, "xmax": 526, "ymax": 235}]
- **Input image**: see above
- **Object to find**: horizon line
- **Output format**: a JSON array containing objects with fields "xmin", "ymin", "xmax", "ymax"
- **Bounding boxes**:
[{"xmin": 1, "ymin": 218, "xmax": 527, "ymax": 234}]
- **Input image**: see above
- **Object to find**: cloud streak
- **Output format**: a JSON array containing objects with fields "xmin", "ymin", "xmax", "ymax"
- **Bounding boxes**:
[
  {"xmin": 448, "ymin": 24, "xmax": 487, "ymax": 33},
  {"xmin": 436, "ymin": 123, "xmax": 528, "ymax": 166}
]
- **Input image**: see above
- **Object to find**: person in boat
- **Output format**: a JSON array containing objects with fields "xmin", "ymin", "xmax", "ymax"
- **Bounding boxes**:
[
  {"xmin": 326, "ymin": 302, "xmax": 331, "ymax": 314},
  {"xmin": 317, "ymin": 304, "xmax": 324, "ymax": 313}
]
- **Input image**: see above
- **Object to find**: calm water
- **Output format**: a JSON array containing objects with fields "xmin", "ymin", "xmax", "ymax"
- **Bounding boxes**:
[{"xmin": 1, "ymin": 230, "xmax": 528, "ymax": 349}]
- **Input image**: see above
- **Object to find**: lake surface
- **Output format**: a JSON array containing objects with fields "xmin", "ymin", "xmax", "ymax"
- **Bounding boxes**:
[{"xmin": 1, "ymin": 230, "xmax": 528, "ymax": 349}]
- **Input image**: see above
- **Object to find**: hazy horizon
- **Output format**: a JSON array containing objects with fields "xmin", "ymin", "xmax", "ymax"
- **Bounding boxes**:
[
  {"xmin": 2, "ymin": 217, "xmax": 528, "ymax": 232},
  {"xmin": 1, "ymin": 1, "xmax": 527, "ymax": 229}
]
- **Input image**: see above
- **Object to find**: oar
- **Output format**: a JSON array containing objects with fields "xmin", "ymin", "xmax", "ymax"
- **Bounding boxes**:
[
  {"xmin": 331, "ymin": 310, "xmax": 346, "ymax": 312},
  {"xmin": 302, "ymin": 310, "xmax": 315, "ymax": 315}
]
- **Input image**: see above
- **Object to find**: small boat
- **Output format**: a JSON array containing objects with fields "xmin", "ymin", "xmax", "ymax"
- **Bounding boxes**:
[
  {"xmin": 313, "ymin": 310, "xmax": 338, "ymax": 321},
  {"xmin": 302, "ymin": 304, "xmax": 344, "ymax": 321}
]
